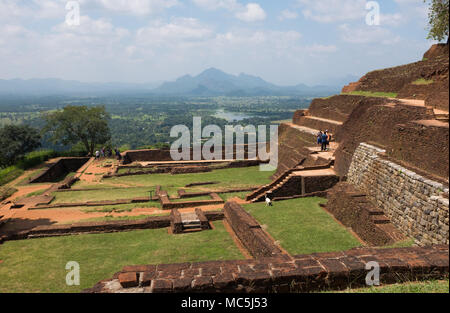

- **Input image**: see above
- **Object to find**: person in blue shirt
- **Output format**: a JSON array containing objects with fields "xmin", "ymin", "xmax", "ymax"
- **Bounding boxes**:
[{"xmin": 321, "ymin": 131, "xmax": 328, "ymax": 151}]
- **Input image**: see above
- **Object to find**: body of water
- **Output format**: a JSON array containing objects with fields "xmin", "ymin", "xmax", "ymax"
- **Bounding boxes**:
[{"xmin": 213, "ymin": 109, "xmax": 257, "ymax": 122}]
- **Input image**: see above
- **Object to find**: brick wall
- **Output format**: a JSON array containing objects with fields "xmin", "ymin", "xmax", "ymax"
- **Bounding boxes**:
[
  {"xmin": 224, "ymin": 202, "xmax": 283, "ymax": 258},
  {"xmin": 30, "ymin": 158, "xmax": 90, "ymax": 183},
  {"xmin": 347, "ymin": 143, "xmax": 449, "ymax": 246},
  {"xmin": 84, "ymin": 245, "xmax": 449, "ymax": 293}
]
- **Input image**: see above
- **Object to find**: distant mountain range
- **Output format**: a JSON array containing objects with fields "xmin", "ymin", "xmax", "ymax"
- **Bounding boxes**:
[{"xmin": 0, "ymin": 68, "xmax": 357, "ymax": 97}]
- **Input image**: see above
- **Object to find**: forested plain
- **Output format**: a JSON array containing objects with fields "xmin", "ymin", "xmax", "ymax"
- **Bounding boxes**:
[{"xmin": 0, "ymin": 95, "xmax": 311, "ymax": 151}]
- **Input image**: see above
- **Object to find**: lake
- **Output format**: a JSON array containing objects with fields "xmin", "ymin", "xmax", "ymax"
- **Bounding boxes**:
[{"xmin": 213, "ymin": 109, "xmax": 257, "ymax": 122}]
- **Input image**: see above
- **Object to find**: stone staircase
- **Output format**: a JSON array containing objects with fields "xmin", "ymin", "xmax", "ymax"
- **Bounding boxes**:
[
  {"xmin": 433, "ymin": 109, "xmax": 449, "ymax": 123},
  {"xmin": 366, "ymin": 206, "xmax": 391, "ymax": 224},
  {"xmin": 180, "ymin": 212, "xmax": 203, "ymax": 233},
  {"xmin": 246, "ymin": 161, "xmax": 337, "ymax": 203},
  {"xmin": 170, "ymin": 208, "xmax": 211, "ymax": 234}
]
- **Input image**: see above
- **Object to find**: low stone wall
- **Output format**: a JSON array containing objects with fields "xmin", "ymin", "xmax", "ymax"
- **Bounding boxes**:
[
  {"xmin": 29, "ymin": 196, "xmax": 154, "ymax": 210},
  {"xmin": 170, "ymin": 209, "xmax": 183, "ymax": 234},
  {"xmin": 170, "ymin": 166, "xmax": 211, "ymax": 175},
  {"xmin": 347, "ymin": 143, "xmax": 449, "ymax": 246},
  {"xmin": 0, "ymin": 210, "xmax": 225, "ymax": 242},
  {"xmin": 161, "ymin": 193, "xmax": 224, "ymax": 210},
  {"xmin": 0, "ymin": 216, "xmax": 171, "ymax": 242},
  {"xmin": 122, "ymin": 144, "xmax": 268, "ymax": 165},
  {"xmin": 84, "ymin": 245, "xmax": 449, "ymax": 293},
  {"xmin": 30, "ymin": 157, "xmax": 90, "ymax": 183},
  {"xmin": 224, "ymin": 202, "xmax": 283, "ymax": 258}
]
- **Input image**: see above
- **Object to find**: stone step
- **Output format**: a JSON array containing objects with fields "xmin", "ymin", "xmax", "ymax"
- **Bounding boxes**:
[
  {"xmin": 371, "ymin": 215, "xmax": 391, "ymax": 224},
  {"xmin": 181, "ymin": 228, "xmax": 203, "ymax": 233},
  {"xmin": 183, "ymin": 224, "xmax": 202, "ymax": 230},
  {"xmin": 376, "ymin": 224, "xmax": 406, "ymax": 242}
]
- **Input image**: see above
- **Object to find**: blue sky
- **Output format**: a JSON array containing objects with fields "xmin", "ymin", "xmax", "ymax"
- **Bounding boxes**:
[{"xmin": 0, "ymin": 0, "xmax": 437, "ymax": 86}]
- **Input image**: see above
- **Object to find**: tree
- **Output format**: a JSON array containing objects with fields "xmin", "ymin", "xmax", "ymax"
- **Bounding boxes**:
[
  {"xmin": 0, "ymin": 125, "xmax": 41, "ymax": 167},
  {"xmin": 43, "ymin": 105, "xmax": 111, "ymax": 156},
  {"xmin": 425, "ymin": 0, "xmax": 449, "ymax": 42}
]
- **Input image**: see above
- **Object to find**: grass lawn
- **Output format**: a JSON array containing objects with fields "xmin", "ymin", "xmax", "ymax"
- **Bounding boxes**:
[
  {"xmin": 81, "ymin": 201, "xmax": 162, "ymax": 213},
  {"xmin": 52, "ymin": 187, "xmax": 154, "ymax": 204},
  {"xmin": 0, "ymin": 221, "xmax": 243, "ymax": 293},
  {"xmin": 342, "ymin": 91, "xmax": 398, "ymax": 98},
  {"xmin": 219, "ymin": 191, "xmax": 249, "ymax": 201},
  {"xmin": 243, "ymin": 197, "xmax": 362, "ymax": 255},
  {"xmin": 331, "ymin": 280, "xmax": 449, "ymax": 293},
  {"xmin": 171, "ymin": 195, "xmax": 213, "ymax": 202},
  {"xmin": 58, "ymin": 214, "xmax": 169, "ymax": 224},
  {"xmin": 105, "ymin": 166, "xmax": 274, "ymax": 190}
]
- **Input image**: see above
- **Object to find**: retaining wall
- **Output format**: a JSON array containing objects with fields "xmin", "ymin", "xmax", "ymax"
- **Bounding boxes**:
[
  {"xmin": 347, "ymin": 143, "xmax": 449, "ymax": 246},
  {"xmin": 224, "ymin": 201, "xmax": 283, "ymax": 258},
  {"xmin": 30, "ymin": 158, "xmax": 90, "ymax": 183}
]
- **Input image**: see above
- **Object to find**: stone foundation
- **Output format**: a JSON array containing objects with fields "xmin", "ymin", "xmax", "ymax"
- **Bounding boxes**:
[{"xmin": 347, "ymin": 143, "xmax": 449, "ymax": 246}]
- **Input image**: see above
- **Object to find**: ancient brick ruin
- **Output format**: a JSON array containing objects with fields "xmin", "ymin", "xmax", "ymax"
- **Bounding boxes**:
[{"xmin": 1, "ymin": 44, "xmax": 448, "ymax": 294}]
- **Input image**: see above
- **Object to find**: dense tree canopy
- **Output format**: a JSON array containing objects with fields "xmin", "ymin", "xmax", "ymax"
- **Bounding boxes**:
[
  {"xmin": 43, "ymin": 105, "xmax": 111, "ymax": 156},
  {"xmin": 425, "ymin": 0, "xmax": 449, "ymax": 42},
  {"xmin": 0, "ymin": 125, "xmax": 41, "ymax": 167}
]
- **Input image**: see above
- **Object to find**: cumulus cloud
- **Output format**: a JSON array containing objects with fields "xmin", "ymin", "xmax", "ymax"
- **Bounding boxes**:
[
  {"xmin": 338, "ymin": 24, "xmax": 401, "ymax": 45},
  {"xmin": 92, "ymin": 0, "xmax": 179, "ymax": 16},
  {"xmin": 191, "ymin": 0, "xmax": 238, "ymax": 11},
  {"xmin": 279, "ymin": 10, "xmax": 299, "ymax": 21},
  {"xmin": 136, "ymin": 18, "xmax": 214, "ymax": 45},
  {"xmin": 192, "ymin": 0, "xmax": 266, "ymax": 22},
  {"xmin": 297, "ymin": 0, "xmax": 367, "ymax": 23},
  {"xmin": 235, "ymin": 3, "xmax": 266, "ymax": 22}
]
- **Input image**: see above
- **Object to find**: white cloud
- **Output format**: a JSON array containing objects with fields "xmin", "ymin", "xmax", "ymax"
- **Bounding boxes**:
[
  {"xmin": 380, "ymin": 13, "xmax": 404, "ymax": 27},
  {"xmin": 136, "ymin": 18, "xmax": 214, "ymax": 46},
  {"xmin": 192, "ymin": 0, "xmax": 266, "ymax": 22},
  {"xmin": 235, "ymin": 3, "xmax": 266, "ymax": 22},
  {"xmin": 191, "ymin": 0, "xmax": 238, "ymax": 11},
  {"xmin": 339, "ymin": 24, "xmax": 401, "ymax": 45},
  {"xmin": 93, "ymin": 0, "xmax": 179, "ymax": 16},
  {"xmin": 297, "ymin": 0, "xmax": 367, "ymax": 23},
  {"xmin": 279, "ymin": 9, "xmax": 298, "ymax": 21}
]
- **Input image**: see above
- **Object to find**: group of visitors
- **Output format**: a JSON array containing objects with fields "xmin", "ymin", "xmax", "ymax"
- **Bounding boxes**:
[
  {"xmin": 95, "ymin": 147, "xmax": 122, "ymax": 160},
  {"xmin": 317, "ymin": 130, "xmax": 332, "ymax": 151}
]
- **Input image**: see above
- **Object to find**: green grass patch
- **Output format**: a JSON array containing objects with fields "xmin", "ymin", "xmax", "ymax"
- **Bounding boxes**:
[
  {"xmin": 0, "ymin": 221, "xmax": 243, "ymax": 293},
  {"xmin": 52, "ymin": 187, "xmax": 155, "ymax": 204},
  {"xmin": 0, "ymin": 166, "xmax": 24, "ymax": 186},
  {"xmin": 379, "ymin": 238, "xmax": 415, "ymax": 249},
  {"xmin": 81, "ymin": 201, "xmax": 162, "ymax": 213},
  {"xmin": 0, "ymin": 186, "xmax": 17, "ymax": 201},
  {"xmin": 107, "ymin": 166, "xmax": 274, "ymax": 190},
  {"xmin": 219, "ymin": 191, "xmax": 249, "ymax": 201},
  {"xmin": 412, "ymin": 78, "xmax": 434, "ymax": 85},
  {"xmin": 342, "ymin": 91, "xmax": 398, "ymax": 98},
  {"xmin": 24, "ymin": 188, "xmax": 48, "ymax": 198},
  {"xmin": 58, "ymin": 214, "xmax": 169, "ymax": 224},
  {"xmin": 243, "ymin": 197, "xmax": 362, "ymax": 255},
  {"xmin": 331, "ymin": 279, "xmax": 449, "ymax": 293},
  {"xmin": 171, "ymin": 195, "xmax": 212, "ymax": 202}
]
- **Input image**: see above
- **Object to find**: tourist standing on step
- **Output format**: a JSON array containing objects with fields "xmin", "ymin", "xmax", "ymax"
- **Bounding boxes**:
[
  {"xmin": 317, "ymin": 131, "xmax": 323, "ymax": 147},
  {"xmin": 326, "ymin": 130, "xmax": 332, "ymax": 151},
  {"xmin": 321, "ymin": 131, "xmax": 328, "ymax": 151}
]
